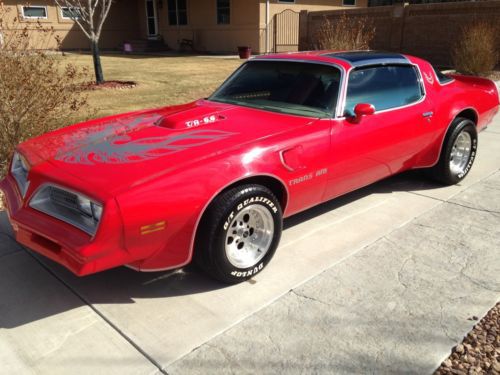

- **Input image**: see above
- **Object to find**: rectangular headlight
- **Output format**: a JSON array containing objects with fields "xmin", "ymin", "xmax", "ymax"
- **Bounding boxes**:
[
  {"xmin": 30, "ymin": 185, "xmax": 103, "ymax": 236},
  {"xmin": 11, "ymin": 151, "xmax": 30, "ymax": 198}
]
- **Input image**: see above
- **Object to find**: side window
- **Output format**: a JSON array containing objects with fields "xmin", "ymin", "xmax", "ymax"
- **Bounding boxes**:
[{"xmin": 344, "ymin": 65, "xmax": 423, "ymax": 115}]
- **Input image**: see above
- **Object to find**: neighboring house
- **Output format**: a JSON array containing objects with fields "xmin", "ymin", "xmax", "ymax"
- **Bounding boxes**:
[{"xmin": 2, "ymin": 0, "xmax": 367, "ymax": 53}]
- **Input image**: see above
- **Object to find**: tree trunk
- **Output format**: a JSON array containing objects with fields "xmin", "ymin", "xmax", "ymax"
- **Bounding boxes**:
[{"xmin": 91, "ymin": 39, "xmax": 104, "ymax": 84}]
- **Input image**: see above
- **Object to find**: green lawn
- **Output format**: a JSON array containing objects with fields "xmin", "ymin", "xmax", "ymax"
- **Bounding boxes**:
[{"xmin": 64, "ymin": 53, "xmax": 243, "ymax": 120}]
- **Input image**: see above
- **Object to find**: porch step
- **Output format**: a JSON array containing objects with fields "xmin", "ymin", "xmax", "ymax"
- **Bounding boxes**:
[{"xmin": 124, "ymin": 39, "xmax": 170, "ymax": 53}]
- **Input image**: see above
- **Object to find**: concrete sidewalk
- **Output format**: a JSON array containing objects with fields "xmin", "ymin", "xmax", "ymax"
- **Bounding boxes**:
[{"xmin": 0, "ymin": 114, "xmax": 499, "ymax": 374}]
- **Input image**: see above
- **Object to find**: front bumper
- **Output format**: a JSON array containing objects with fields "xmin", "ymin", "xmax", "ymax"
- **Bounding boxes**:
[{"xmin": 0, "ymin": 175, "xmax": 131, "ymax": 276}]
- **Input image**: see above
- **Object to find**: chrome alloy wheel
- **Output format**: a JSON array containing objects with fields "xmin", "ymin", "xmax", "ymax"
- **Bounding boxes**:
[
  {"xmin": 225, "ymin": 204, "xmax": 274, "ymax": 268},
  {"xmin": 449, "ymin": 131, "xmax": 472, "ymax": 175}
]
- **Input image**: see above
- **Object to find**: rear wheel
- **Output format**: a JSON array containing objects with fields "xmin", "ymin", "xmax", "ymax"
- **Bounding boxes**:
[
  {"xmin": 429, "ymin": 117, "xmax": 477, "ymax": 185},
  {"xmin": 194, "ymin": 184, "xmax": 282, "ymax": 284}
]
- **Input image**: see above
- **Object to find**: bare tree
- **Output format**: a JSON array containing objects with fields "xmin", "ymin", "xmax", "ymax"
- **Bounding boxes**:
[{"xmin": 54, "ymin": 0, "xmax": 113, "ymax": 83}]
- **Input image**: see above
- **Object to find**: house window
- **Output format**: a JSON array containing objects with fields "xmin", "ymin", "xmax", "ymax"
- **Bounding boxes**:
[
  {"xmin": 168, "ymin": 0, "xmax": 187, "ymax": 25},
  {"xmin": 22, "ymin": 6, "xmax": 48, "ymax": 19},
  {"xmin": 343, "ymin": 0, "xmax": 356, "ymax": 5},
  {"xmin": 61, "ymin": 7, "xmax": 82, "ymax": 19},
  {"xmin": 278, "ymin": 0, "xmax": 296, "ymax": 3},
  {"xmin": 217, "ymin": 0, "xmax": 230, "ymax": 25}
]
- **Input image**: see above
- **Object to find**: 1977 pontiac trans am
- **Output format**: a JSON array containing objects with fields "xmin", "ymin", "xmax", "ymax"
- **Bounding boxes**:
[{"xmin": 2, "ymin": 51, "xmax": 499, "ymax": 284}]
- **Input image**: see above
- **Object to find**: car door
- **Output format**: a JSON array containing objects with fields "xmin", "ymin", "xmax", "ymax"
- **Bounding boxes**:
[{"xmin": 323, "ymin": 64, "xmax": 433, "ymax": 201}]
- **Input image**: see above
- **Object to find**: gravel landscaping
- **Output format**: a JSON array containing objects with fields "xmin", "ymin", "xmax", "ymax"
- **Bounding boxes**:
[{"xmin": 435, "ymin": 302, "xmax": 500, "ymax": 375}]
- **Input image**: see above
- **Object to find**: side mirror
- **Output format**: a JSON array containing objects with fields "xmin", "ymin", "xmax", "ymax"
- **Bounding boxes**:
[{"xmin": 350, "ymin": 103, "xmax": 375, "ymax": 123}]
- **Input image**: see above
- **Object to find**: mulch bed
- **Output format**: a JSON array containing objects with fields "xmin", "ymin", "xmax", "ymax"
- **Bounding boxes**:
[
  {"xmin": 81, "ymin": 80, "xmax": 137, "ymax": 90},
  {"xmin": 435, "ymin": 302, "xmax": 500, "ymax": 375}
]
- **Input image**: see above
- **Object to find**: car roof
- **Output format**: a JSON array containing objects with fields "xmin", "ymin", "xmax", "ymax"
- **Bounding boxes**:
[
  {"xmin": 254, "ymin": 50, "xmax": 411, "ymax": 69},
  {"xmin": 321, "ymin": 51, "xmax": 409, "ymax": 66}
]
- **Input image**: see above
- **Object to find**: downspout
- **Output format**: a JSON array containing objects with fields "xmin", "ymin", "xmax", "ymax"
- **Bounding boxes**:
[{"xmin": 265, "ymin": 0, "xmax": 270, "ymax": 53}]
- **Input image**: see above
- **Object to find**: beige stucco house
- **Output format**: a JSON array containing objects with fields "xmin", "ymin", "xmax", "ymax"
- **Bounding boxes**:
[{"xmin": 2, "ymin": 0, "xmax": 367, "ymax": 53}]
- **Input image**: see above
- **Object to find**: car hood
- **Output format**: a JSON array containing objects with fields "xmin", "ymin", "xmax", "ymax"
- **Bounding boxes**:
[{"xmin": 19, "ymin": 100, "xmax": 317, "ymax": 196}]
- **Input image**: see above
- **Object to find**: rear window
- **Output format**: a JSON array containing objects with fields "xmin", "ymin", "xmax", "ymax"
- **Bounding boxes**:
[
  {"xmin": 433, "ymin": 67, "xmax": 454, "ymax": 84},
  {"xmin": 345, "ymin": 65, "xmax": 424, "ymax": 114}
]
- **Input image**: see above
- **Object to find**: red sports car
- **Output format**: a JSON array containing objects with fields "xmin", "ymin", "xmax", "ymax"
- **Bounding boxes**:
[{"xmin": 2, "ymin": 51, "xmax": 499, "ymax": 283}]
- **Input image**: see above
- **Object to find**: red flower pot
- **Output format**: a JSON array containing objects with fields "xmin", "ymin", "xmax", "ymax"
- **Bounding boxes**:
[{"xmin": 237, "ymin": 46, "xmax": 252, "ymax": 59}]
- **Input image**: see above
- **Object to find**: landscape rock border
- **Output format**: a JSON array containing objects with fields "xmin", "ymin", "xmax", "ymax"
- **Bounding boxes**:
[{"xmin": 435, "ymin": 302, "xmax": 500, "ymax": 374}]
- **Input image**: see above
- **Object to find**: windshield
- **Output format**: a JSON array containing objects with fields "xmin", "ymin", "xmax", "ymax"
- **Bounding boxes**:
[{"xmin": 209, "ymin": 60, "xmax": 341, "ymax": 118}]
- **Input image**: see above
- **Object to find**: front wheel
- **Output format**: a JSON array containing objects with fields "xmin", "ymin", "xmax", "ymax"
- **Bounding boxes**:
[
  {"xmin": 194, "ymin": 184, "xmax": 282, "ymax": 284},
  {"xmin": 428, "ymin": 117, "xmax": 478, "ymax": 185}
]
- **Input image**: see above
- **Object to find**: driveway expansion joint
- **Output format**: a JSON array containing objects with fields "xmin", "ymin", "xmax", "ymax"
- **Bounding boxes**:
[
  {"xmin": 22, "ymin": 249, "xmax": 169, "ymax": 375},
  {"xmin": 408, "ymin": 189, "xmax": 500, "ymax": 215}
]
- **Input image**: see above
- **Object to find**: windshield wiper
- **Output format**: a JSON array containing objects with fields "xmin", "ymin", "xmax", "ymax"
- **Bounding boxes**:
[{"xmin": 262, "ymin": 104, "xmax": 329, "ymax": 118}]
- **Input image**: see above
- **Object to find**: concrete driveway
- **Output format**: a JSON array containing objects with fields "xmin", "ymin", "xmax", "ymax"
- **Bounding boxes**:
[{"xmin": 1, "ymin": 114, "xmax": 499, "ymax": 374}]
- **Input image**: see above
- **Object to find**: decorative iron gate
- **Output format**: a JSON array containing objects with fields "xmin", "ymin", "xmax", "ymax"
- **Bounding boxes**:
[{"xmin": 273, "ymin": 9, "xmax": 300, "ymax": 53}]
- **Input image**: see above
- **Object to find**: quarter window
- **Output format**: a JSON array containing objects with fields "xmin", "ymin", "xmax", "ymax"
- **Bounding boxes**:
[
  {"xmin": 433, "ymin": 66, "xmax": 454, "ymax": 84},
  {"xmin": 22, "ymin": 6, "xmax": 48, "ymax": 19},
  {"xmin": 168, "ymin": 0, "xmax": 187, "ymax": 26},
  {"xmin": 217, "ymin": 0, "xmax": 230, "ymax": 25},
  {"xmin": 345, "ymin": 65, "xmax": 423, "ymax": 114}
]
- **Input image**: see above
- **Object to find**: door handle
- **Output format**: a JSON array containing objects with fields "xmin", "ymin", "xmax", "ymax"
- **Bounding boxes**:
[{"xmin": 422, "ymin": 111, "xmax": 434, "ymax": 118}]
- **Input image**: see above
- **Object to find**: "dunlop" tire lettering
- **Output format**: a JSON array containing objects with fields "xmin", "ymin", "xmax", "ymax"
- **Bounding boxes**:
[{"xmin": 231, "ymin": 263, "xmax": 264, "ymax": 277}]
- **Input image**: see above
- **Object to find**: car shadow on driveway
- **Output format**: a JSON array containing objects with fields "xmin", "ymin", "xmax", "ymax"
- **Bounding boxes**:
[
  {"xmin": 0, "ymin": 170, "xmax": 442, "ymax": 329},
  {"xmin": 284, "ymin": 169, "xmax": 439, "ymax": 230}
]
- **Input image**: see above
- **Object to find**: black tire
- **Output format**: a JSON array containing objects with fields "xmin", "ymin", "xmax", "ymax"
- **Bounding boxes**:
[
  {"xmin": 194, "ymin": 184, "xmax": 283, "ymax": 284},
  {"xmin": 429, "ymin": 117, "xmax": 477, "ymax": 185}
]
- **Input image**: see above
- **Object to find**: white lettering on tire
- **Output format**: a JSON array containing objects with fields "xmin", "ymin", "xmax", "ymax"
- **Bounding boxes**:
[
  {"xmin": 456, "ymin": 138, "xmax": 477, "ymax": 179},
  {"xmin": 232, "ymin": 196, "xmax": 277, "ymax": 221},
  {"xmin": 223, "ymin": 210, "xmax": 235, "ymax": 230},
  {"xmin": 231, "ymin": 263, "xmax": 264, "ymax": 277}
]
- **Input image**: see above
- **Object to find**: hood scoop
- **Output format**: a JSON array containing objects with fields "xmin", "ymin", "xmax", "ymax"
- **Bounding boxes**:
[{"xmin": 155, "ymin": 105, "xmax": 227, "ymax": 130}]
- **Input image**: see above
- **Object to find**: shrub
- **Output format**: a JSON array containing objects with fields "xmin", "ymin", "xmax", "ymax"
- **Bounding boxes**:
[
  {"xmin": 313, "ymin": 13, "xmax": 375, "ymax": 51},
  {"xmin": 452, "ymin": 20, "xmax": 499, "ymax": 75},
  {"xmin": 0, "ymin": 3, "xmax": 90, "ymax": 177}
]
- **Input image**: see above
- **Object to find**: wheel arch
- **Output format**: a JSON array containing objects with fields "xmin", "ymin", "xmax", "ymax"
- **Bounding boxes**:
[
  {"xmin": 189, "ymin": 174, "xmax": 289, "ymax": 262},
  {"xmin": 417, "ymin": 107, "xmax": 479, "ymax": 169},
  {"xmin": 218, "ymin": 175, "xmax": 289, "ymax": 211},
  {"xmin": 426, "ymin": 108, "xmax": 478, "ymax": 169},
  {"xmin": 455, "ymin": 108, "xmax": 478, "ymax": 126}
]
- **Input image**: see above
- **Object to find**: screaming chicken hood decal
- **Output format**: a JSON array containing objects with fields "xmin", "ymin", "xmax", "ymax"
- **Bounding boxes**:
[{"xmin": 54, "ymin": 114, "xmax": 236, "ymax": 165}]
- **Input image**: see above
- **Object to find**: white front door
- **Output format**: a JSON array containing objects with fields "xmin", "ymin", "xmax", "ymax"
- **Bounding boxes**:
[{"xmin": 145, "ymin": 0, "xmax": 158, "ymax": 38}]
